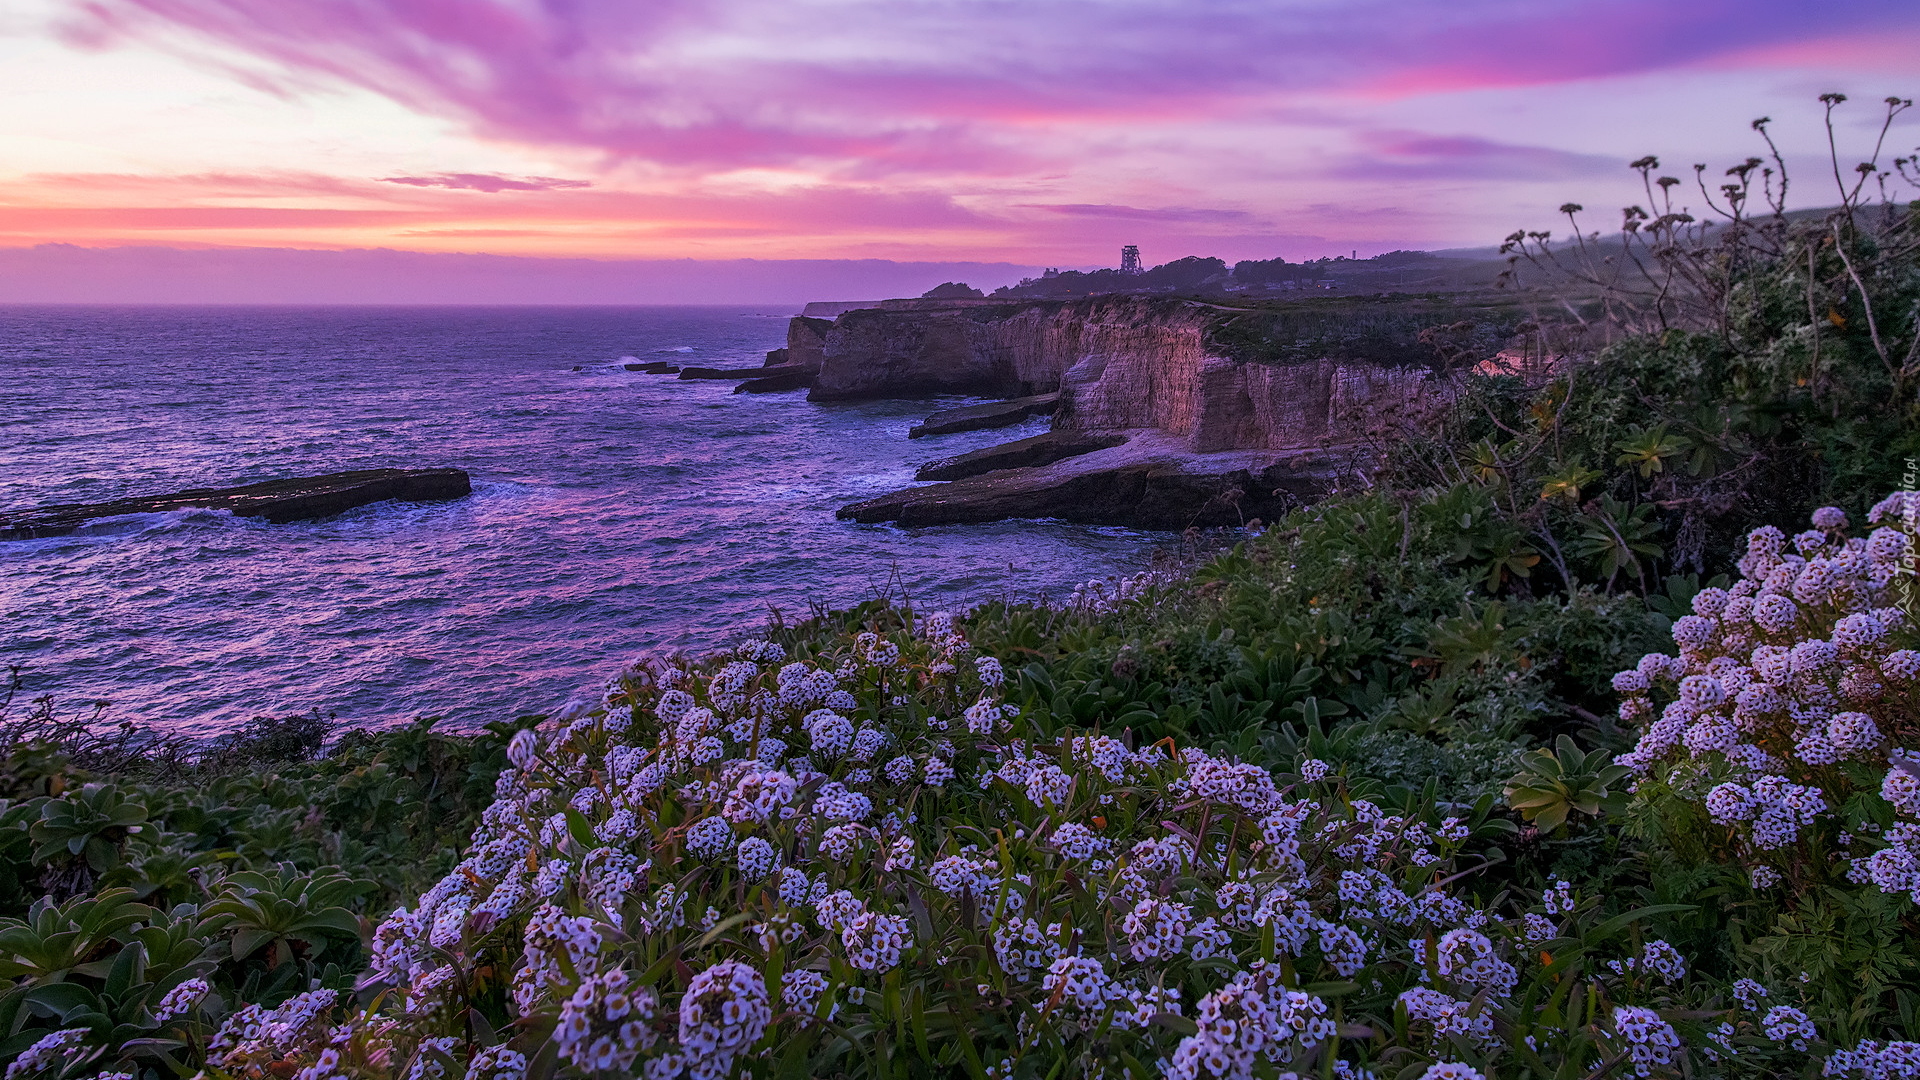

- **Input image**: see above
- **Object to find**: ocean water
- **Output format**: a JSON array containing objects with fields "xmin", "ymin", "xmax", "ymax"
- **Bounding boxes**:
[{"xmin": 0, "ymin": 306, "xmax": 1161, "ymax": 737}]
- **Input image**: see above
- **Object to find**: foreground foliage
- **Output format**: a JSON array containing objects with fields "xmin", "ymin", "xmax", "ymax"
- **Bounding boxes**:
[{"xmin": 0, "ymin": 700, "xmax": 522, "ymax": 1072}]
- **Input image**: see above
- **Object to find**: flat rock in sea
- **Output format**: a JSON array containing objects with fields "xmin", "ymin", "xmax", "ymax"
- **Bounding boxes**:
[
  {"xmin": 908, "ymin": 392, "xmax": 1059, "ymax": 438},
  {"xmin": 677, "ymin": 365, "xmax": 769, "ymax": 380},
  {"xmin": 915, "ymin": 430, "xmax": 1129, "ymax": 481},
  {"xmin": 625, "ymin": 362, "xmax": 681, "ymax": 373},
  {"xmin": 733, "ymin": 364, "xmax": 816, "ymax": 394},
  {"xmin": 841, "ymin": 431, "xmax": 1343, "ymax": 529},
  {"xmin": 0, "ymin": 467, "xmax": 473, "ymax": 540}
]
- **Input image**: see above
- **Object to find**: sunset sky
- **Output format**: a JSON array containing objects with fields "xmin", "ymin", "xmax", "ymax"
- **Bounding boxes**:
[{"xmin": 3, "ymin": 0, "xmax": 1918, "ymax": 298}]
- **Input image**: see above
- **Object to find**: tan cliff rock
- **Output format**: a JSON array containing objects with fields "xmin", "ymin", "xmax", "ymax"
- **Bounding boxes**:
[{"xmin": 799, "ymin": 295, "xmax": 1440, "ymax": 453}]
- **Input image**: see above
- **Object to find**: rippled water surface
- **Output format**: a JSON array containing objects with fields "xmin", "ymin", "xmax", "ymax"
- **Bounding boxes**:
[{"xmin": 0, "ymin": 306, "xmax": 1161, "ymax": 735}]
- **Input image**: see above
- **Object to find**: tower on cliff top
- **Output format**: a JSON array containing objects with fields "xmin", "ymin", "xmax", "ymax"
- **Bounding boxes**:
[{"xmin": 1120, "ymin": 245, "xmax": 1142, "ymax": 275}]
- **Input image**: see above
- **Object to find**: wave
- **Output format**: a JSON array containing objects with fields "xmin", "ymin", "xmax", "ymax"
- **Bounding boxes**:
[{"xmin": 0, "ymin": 506, "xmax": 248, "ymax": 551}]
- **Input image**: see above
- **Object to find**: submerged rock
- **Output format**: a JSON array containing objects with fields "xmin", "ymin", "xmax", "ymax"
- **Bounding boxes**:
[
  {"xmin": 915, "ymin": 430, "xmax": 1128, "ymax": 481},
  {"xmin": 733, "ymin": 365, "xmax": 816, "ymax": 393},
  {"xmin": 908, "ymin": 393, "xmax": 1059, "ymax": 438},
  {"xmin": 678, "ymin": 365, "xmax": 771, "ymax": 380},
  {"xmin": 841, "ymin": 431, "xmax": 1341, "ymax": 529},
  {"xmin": 625, "ymin": 361, "xmax": 681, "ymax": 373},
  {"xmin": 0, "ymin": 467, "xmax": 472, "ymax": 540}
]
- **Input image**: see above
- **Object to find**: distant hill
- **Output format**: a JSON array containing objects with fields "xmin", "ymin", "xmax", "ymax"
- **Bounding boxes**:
[{"xmin": 992, "ymin": 247, "xmax": 1510, "ymax": 300}]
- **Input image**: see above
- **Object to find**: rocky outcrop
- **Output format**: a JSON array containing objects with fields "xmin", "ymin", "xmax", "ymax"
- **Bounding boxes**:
[
  {"xmin": 678, "ymin": 365, "xmax": 771, "ymax": 380},
  {"xmin": 0, "ymin": 468, "xmax": 472, "ymax": 540},
  {"xmin": 840, "ymin": 431, "xmax": 1342, "ymax": 529},
  {"xmin": 908, "ymin": 393, "xmax": 1058, "ymax": 438},
  {"xmin": 785, "ymin": 317, "xmax": 833, "ymax": 374},
  {"xmin": 805, "ymin": 296, "xmax": 1212, "ymax": 402},
  {"xmin": 800, "ymin": 301, "xmax": 880, "ymax": 318},
  {"xmin": 915, "ymin": 431, "xmax": 1128, "ymax": 481},
  {"xmin": 625, "ymin": 361, "xmax": 680, "ymax": 373},
  {"xmin": 734, "ymin": 366, "xmax": 816, "ymax": 393},
  {"xmin": 808, "ymin": 294, "xmax": 1440, "ymax": 528},
  {"xmin": 797, "ymin": 296, "xmax": 1438, "ymax": 453}
]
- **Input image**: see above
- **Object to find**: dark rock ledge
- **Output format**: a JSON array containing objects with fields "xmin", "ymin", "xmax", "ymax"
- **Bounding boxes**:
[
  {"xmin": 732, "ymin": 365, "xmax": 817, "ymax": 393},
  {"xmin": 677, "ymin": 365, "xmax": 770, "ymax": 380},
  {"xmin": 915, "ymin": 430, "xmax": 1129, "ymax": 481},
  {"xmin": 842, "ymin": 431, "xmax": 1344, "ymax": 530},
  {"xmin": 907, "ymin": 392, "xmax": 1059, "ymax": 438},
  {"xmin": 0, "ymin": 467, "xmax": 472, "ymax": 540}
]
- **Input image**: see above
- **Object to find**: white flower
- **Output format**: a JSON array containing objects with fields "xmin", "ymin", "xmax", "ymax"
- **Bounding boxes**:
[
  {"xmin": 1611, "ymin": 1005, "xmax": 1682, "ymax": 1077},
  {"xmin": 5, "ymin": 1029, "xmax": 89, "ymax": 1080},
  {"xmin": 1418, "ymin": 1064, "xmax": 1486, "ymax": 1080},
  {"xmin": 677, "ymin": 960, "xmax": 770, "ymax": 1068},
  {"xmin": 781, "ymin": 970, "xmax": 828, "ymax": 1014},
  {"xmin": 841, "ymin": 911, "xmax": 911, "ymax": 971},
  {"xmin": 153, "ymin": 978, "xmax": 211, "ymax": 1022},
  {"xmin": 684, "ymin": 815, "xmax": 734, "ymax": 858},
  {"xmin": 804, "ymin": 710, "xmax": 854, "ymax": 756},
  {"xmin": 736, "ymin": 836, "xmax": 777, "ymax": 880},
  {"xmin": 507, "ymin": 728, "xmax": 540, "ymax": 770},
  {"xmin": 1123, "ymin": 898, "xmax": 1193, "ymax": 961},
  {"xmin": 1041, "ymin": 956, "xmax": 1116, "ymax": 1010}
]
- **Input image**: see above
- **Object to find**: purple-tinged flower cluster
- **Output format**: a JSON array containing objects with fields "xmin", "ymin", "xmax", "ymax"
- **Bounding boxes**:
[{"xmin": 1611, "ymin": 497, "xmax": 1920, "ymax": 897}]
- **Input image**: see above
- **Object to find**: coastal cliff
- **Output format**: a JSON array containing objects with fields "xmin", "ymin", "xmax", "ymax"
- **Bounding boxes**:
[
  {"xmin": 800, "ymin": 294, "xmax": 1450, "ymax": 527},
  {"xmin": 804, "ymin": 296, "xmax": 1215, "ymax": 403},
  {"xmin": 800, "ymin": 295, "xmax": 1438, "ymax": 453},
  {"xmin": 790, "ymin": 293, "xmax": 1485, "ymax": 527}
]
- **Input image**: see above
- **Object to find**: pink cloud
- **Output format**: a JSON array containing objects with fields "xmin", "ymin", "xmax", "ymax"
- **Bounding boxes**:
[
  {"xmin": 64, "ymin": 0, "xmax": 1919, "ymax": 179},
  {"xmin": 379, "ymin": 173, "xmax": 593, "ymax": 193},
  {"xmin": 0, "ymin": 206, "xmax": 426, "ymax": 230},
  {"xmin": 0, "ymin": 169, "xmax": 1016, "ymax": 256}
]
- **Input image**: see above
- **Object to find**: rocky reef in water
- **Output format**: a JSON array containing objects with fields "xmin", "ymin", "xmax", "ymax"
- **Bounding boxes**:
[{"xmin": 0, "ymin": 468, "xmax": 472, "ymax": 540}]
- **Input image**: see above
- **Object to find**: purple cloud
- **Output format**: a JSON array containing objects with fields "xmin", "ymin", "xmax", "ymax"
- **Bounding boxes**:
[
  {"xmin": 1333, "ymin": 132, "xmax": 1623, "ymax": 181},
  {"xmin": 1022, "ymin": 204, "xmax": 1254, "ymax": 223}
]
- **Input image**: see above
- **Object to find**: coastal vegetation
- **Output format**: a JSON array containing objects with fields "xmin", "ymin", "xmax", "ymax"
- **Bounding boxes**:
[{"xmin": 4, "ymin": 95, "xmax": 1919, "ymax": 1080}]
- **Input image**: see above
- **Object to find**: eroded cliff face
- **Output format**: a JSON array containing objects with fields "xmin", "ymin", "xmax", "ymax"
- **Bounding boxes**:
[
  {"xmin": 1170, "ymin": 357, "xmax": 1435, "ymax": 452},
  {"xmin": 799, "ymin": 295, "xmax": 1439, "ymax": 452},
  {"xmin": 804, "ymin": 296, "xmax": 1209, "ymax": 401},
  {"xmin": 785, "ymin": 316, "xmax": 833, "ymax": 372}
]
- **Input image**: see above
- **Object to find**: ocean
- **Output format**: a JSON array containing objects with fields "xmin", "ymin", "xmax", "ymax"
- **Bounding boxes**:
[{"xmin": 0, "ymin": 305, "xmax": 1161, "ymax": 737}]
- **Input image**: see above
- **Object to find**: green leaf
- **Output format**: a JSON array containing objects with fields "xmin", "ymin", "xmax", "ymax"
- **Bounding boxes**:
[
  {"xmin": 103, "ymin": 941, "xmax": 145, "ymax": 1000},
  {"xmin": 1586, "ymin": 904, "xmax": 1697, "ymax": 943},
  {"xmin": 25, "ymin": 981, "xmax": 101, "ymax": 1022},
  {"xmin": 564, "ymin": 808, "xmax": 599, "ymax": 848}
]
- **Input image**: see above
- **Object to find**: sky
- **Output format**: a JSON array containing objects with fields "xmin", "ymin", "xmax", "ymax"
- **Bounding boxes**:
[{"xmin": 2, "ymin": 0, "xmax": 1918, "ymax": 301}]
